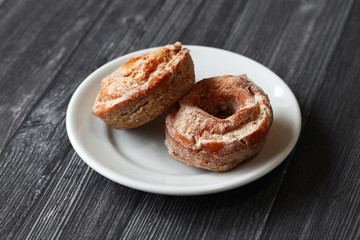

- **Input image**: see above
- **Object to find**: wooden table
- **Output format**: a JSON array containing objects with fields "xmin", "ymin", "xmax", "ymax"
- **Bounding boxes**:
[{"xmin": 1, "ymin": 0, "xmax": 360, "ymax": 239}]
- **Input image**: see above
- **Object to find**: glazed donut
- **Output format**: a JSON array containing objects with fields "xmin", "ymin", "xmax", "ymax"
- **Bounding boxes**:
[
  {"xmin": 92, "ymin": 42, "xmax": 195, "ymax": 129},
  {"xmin": 165, "ymin": 75, "xmax": 273, "ymax": 172}
]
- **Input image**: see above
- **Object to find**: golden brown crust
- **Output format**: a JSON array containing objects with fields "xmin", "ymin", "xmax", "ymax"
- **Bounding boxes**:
[
  {"xmin": 92, "ymin": 42, "xmax": 195, "ymax": 129},
  {"xmin": 165, "ymin": 75, "xmax": 273, "ymax": 172}
]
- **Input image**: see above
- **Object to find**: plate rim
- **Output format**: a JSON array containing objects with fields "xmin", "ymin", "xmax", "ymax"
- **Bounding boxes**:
[{"xmin": 66, "ymin": 45, "xmax": 302, "ymax": 195}]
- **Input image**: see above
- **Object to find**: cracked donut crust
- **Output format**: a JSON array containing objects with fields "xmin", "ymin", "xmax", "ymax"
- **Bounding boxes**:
[
  {"xmin": 165, "ymin": 75, "xmax": 273, "ymax": 172},
  {"xmin": 92, "ymin": 42, "xmax": 195, "ymax": 129}
]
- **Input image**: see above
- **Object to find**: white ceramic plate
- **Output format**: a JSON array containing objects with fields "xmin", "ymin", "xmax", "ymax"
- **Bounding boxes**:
[{"xmin": 66, "ymin": 45, "xmax": 301, "ymax": 196}]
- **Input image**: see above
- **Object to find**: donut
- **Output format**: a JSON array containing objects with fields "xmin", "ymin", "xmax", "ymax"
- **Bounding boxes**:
[
  {"xmin": 92, "ymin": 42, "xmax": 195, "ymax": 129},
  {"xmin": 165, "ymin": 75, "xmax": 273, "ymax": 172}
]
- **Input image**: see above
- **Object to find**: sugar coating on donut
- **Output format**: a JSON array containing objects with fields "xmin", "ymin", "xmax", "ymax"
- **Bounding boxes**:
[
  {"xmin": 165, "ymin": 75, "xmax": 273, "ymax": 172},
  {"xmin": 92, "ymin": 42, "xmax": 195, "ymax": 129}
]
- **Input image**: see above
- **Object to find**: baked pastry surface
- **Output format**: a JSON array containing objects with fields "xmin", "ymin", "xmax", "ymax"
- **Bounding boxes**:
[
  {"xmin": 165, "ymin": 75, "xmax": 273, "ymax": 172},
  {"xmin": 92, "ymin": 42, "xmax": 195, "ymax": 129}
]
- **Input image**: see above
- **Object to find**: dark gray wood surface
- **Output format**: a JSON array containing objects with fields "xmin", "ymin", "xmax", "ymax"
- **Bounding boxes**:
[{"xmin": 1, "ymin": 0, "xmax": 359, "ymax": 239}]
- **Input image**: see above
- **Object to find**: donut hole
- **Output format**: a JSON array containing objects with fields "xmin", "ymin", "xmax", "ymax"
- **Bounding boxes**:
[
  {"xmin": 200, "ymin": 96, "xmax": 240, "ymax": 119},
  {"xmin": 213, "ymin": 104, "xmax": 237, "ymax": 119}
]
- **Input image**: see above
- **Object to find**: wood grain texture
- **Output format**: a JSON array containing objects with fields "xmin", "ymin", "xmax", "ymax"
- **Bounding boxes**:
[
  {"xmin": 260, "ymin": 0, "xmax": 360, "ymax": 238},
  {"xmin": 0, "ymin": 0, "xmax": 359, "ymax": 239},
  {"xmin": 0, "ymin": 0, "xmax": 111, "ymax": 152}
]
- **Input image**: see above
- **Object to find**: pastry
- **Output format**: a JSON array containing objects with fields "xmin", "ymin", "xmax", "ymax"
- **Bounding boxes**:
[
  {"xmin": 92, "ymin": 42, "xmax": 195, "ymax": 129},
  {"xmin": 165, "ymin": 75, "xmax": 273, "ymax": 172}
]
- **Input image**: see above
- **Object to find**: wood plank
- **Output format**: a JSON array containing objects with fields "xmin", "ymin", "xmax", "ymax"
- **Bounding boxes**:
[
  {"xmin": 260, "ymin": 0, "xmax": 360, "ymax": 238},
  {"xmin": 0, "ymin": 0, "xmax": 356, "ymax": 239},
  {"xmin": 0, "ymin": 0, "xmax": 111, "ymax": 152},
  {"xmin": 0, "ymin": 0, "xmax": 8, "ymax": 8}
]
